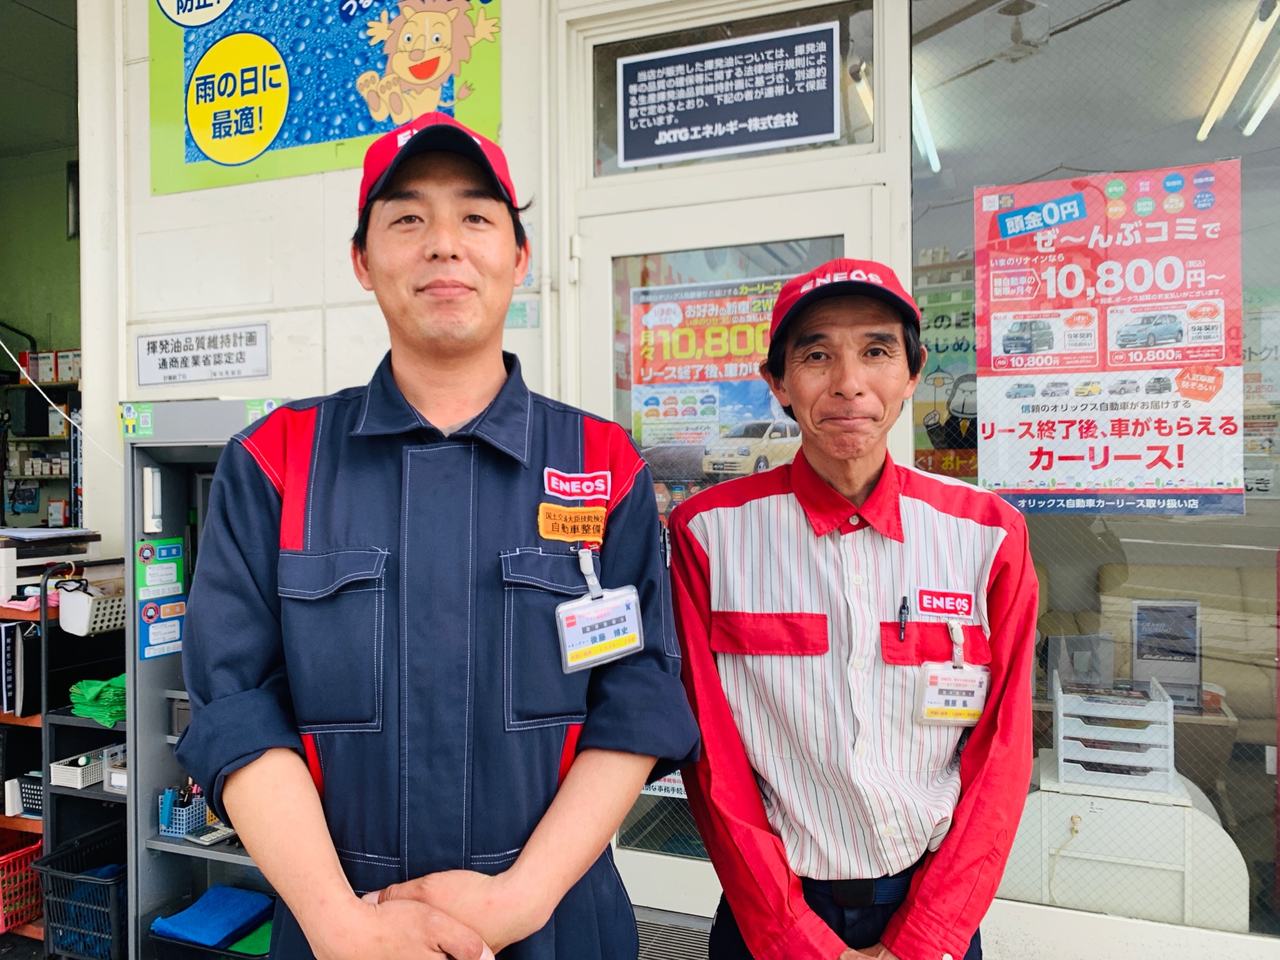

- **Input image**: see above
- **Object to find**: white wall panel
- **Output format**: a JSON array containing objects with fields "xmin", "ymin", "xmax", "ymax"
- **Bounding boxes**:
[{"xmin": 323, "ymin": 304, "xmax": 390, "ymax": 393}]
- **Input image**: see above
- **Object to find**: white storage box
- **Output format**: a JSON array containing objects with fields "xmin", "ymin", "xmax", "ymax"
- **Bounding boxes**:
[
  {"xmin": 1052, "ymin": 674, "xmax": 1176, "ymax": 794},
  {"xmin": 49, "ymin": 751, "xmax": 105, "ymax": 789}
]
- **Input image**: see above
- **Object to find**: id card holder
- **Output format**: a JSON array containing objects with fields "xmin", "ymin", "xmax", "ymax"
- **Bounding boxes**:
[
  {"xmin": 918, "ymin": 621, "xmax": 990, "ymax": 726},
  {"xmin": 554, "ymin": 550, "xmax": 644, "ymax": 674}
]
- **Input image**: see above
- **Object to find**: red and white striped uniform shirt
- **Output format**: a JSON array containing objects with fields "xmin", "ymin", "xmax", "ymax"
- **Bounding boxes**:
[{"xmin": 670, "ymin": 450, "xmax": 1037, "ymax": 960}]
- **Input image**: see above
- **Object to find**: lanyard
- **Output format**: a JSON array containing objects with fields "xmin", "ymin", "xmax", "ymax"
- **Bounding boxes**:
[{"xmin": 578, "ymin": 548, "xmax": 604, "ymax": 600}]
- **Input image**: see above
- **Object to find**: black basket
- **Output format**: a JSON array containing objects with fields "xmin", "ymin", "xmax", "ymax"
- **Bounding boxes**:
[
  {"xmin": 31, "ymin": 824, "xmax": 127, "ymax": 960},
  {"xmin": 150, "ymin": 931, "xmax": 269, "ymax": 960},
  {"xmin": 17, "ymin": 775, "xmax": 41, "ymax": 816}
]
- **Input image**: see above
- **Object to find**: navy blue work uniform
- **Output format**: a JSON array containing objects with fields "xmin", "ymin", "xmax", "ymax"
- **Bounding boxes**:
[{"xmin": 177, "ymin": 353, "xmax": 700, "ymax": 959}]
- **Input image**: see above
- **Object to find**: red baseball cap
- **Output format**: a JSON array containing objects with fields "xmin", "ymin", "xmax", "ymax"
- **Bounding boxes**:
[
  {"xmin": 769, "ymin": 258, "xmax": 921, "ymax": 356},
  {"xmin": 357, "ymin": 112, "xmax": 518, "ymax": 216}
]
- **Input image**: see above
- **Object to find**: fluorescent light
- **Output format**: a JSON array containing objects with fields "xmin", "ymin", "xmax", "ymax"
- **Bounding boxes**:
[
  {"xmin": 1243, "ymin": 44, "xmax": 1280, "ymax": 133},
  {"xmin": 1198, "ymin": 0, "xmax": 1280, "ymax": 142},
  {"xmin": 911, "ymin": 77, "xmax": 941, "ymax": 173}
]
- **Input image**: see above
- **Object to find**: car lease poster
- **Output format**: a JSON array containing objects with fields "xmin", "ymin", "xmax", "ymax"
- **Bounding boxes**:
[
  {"xmin": 974, "ymin": 160, "xmax": 1244, "ymax": 515},
  {"xmin": 149, "ymin": 0, "xmax": 502, "ymax": 194},
  {"xmin": 631, "ymin": 279, "xmax": 784, "ymax": 496}
]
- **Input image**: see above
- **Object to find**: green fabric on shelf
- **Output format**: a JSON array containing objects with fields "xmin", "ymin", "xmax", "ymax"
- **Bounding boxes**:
[
  {"xmin": 226, "ymin": 920, "xmax": 272, "ymax": 956},
  {"xmin": 69, "ymin": 673, "xmax": 127, "ymax": 728}
]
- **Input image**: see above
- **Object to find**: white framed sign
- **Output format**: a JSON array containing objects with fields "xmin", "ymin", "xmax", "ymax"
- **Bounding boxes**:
[{"xmin": 137, "ymin": 322, "xmax": 269, "ymax": 387}]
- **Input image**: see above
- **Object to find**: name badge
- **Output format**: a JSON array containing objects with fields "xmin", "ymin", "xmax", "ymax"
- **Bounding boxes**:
[
  {"xmin": 918, "ymin": 620, "xmax": 989, "ymax": 726},
  {"xmin": 555, "ymin": 587, "xmax": 644, "ymax": 673}
]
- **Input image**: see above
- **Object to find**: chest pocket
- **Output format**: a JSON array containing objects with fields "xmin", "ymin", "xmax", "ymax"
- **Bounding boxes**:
[
  {"xmin": 878, "ymin": 620, "xmax": 992, "ymax": 667},
  {"xmin": 500, "ymin": 548, "xmax": 596, "ymax": 731},
  {"xmin": 278, "ymin": 548, "xmax": 387, "ymax": 732}
]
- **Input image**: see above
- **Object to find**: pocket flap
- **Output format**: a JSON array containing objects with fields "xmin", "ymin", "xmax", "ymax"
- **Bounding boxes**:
[
  {"xmin": 278, "ymin": 548, "xmax": 387, "ymax": 600},
  {"xmin": 710, "ymin": 611, "xmax": 829, "ymax": 656},
  {"xmin": 499, "ymin": 548, "xmax": 598, "ymax": 595},
  {"xmin": 879, "ymin": 621, "xmax": 991, "ymax": 666}
]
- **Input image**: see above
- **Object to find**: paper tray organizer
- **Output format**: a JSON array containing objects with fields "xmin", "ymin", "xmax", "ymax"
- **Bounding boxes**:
[{"xmin": 1052, "ymin": 673, "xmax": 1176, "ymax": 794}]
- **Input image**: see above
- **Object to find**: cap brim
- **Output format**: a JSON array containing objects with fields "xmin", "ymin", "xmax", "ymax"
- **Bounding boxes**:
[
  {"xmin": 363, "ymin": 124, "xmax": 510, "ymax": 214},
  {"xmin": 771, "ymin": 281, "xmax": 920, "ymax": 356}
]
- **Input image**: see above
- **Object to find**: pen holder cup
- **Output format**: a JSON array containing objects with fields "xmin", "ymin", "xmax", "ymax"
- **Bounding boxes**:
[{"xmin": 158, "ymin": 795, "xmax": 207, "ymax": 839}]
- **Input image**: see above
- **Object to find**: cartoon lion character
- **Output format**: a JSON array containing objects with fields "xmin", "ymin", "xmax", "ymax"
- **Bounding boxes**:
[{"xmin": 357, "ymin": 0, "xmax": 499, "ymax": 126}]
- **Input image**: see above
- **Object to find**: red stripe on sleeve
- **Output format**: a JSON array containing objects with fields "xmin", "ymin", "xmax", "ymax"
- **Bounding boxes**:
[
  {"xmin": 237, "ymin": 406, "xmax": 319, "ymax": 552},
  {"xmin": 238, "ymin": 405, "xmax": 324, "ymax": 796},
  {"xmin": 581, "ymin": 417, "xmax": 646, "ymax": 520},
  {"xmin": 557, "ymin": 723, "xmax": 583, "ymax": 787}
]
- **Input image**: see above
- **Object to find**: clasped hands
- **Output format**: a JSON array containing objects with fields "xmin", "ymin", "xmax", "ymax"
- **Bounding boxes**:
[{"xmin": 321, "ymin": 868, "xmax": 545, "ymax": 960}]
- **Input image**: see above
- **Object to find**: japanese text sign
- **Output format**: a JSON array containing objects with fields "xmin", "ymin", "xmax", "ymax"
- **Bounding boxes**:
[
  {"xmin": 616, "ymin": 23, "xmax": 840, "ymax": 167},
  {"xmin": 137, "ymin": 323, "xmax": 270, "ymax": 386}
]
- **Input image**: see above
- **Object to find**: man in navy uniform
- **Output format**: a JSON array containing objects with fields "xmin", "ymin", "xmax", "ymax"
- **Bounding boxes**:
[{"xmin": 178, "ymin": 112, "xmax": 699, "ymax": 960}]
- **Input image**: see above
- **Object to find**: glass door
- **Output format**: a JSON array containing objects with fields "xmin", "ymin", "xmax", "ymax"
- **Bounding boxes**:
[{"xmin": 575, "ymin": 187, "xmax": 885, "ymax": 914}]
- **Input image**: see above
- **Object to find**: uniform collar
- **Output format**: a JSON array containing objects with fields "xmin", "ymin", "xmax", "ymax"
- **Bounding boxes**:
[
  {"xmin": 790, "ymin": 447, "xmax": 904, "ymax": 542},
  {"xmin": 351, "ymin": 351, "xmax": 531, "ymax": 465}
]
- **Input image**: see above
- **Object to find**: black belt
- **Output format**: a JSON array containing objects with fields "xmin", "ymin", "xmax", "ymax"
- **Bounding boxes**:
[{"xmin": 802, "ymin": 860, "xmax": 920, "ymax": 909}]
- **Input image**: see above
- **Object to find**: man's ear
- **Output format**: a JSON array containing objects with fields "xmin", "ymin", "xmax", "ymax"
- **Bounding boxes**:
[
  {"xmin": 902, "ymin": 343, "xmax": 928, "ymax": 401},
  {"xmin": 512, "ymin": 238, "xmax": 530, "ymax": 288},
  {"xmin": 351, "ymin": 242, "xmax": 374, "ymax": 292},
  {"xmin": 760, "ymin": 360, "xmax": 791, "ymax": 411}
]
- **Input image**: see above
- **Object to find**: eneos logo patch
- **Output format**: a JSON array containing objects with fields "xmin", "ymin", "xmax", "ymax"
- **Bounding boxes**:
[
  {"xmin": 917, "ymin": 589, "xmax": 974, "ymax": 618},
  {"xmin": 544, "ymin": 469, "xmax": 611, "ymax": 501}
]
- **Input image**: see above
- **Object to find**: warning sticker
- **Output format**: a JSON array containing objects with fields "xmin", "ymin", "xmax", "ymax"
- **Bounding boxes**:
[{"xmin": 538, "ymin": 504, "xmax": 606, "ymax": 544}]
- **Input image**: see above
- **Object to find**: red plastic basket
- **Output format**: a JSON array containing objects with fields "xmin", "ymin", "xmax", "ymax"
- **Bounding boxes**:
[{"xmin": 0, "ymin": 828, "xmax": 43, "ymax": 932}]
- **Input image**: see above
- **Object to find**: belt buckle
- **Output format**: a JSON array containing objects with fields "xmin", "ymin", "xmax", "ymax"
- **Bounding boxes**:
[{"xmin": 829, "ymin": 878, "xmax": 875, "ymax": 908}]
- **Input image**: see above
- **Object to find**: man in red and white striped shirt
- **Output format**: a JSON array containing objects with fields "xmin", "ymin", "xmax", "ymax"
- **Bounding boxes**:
[{"xmin": 670, "ymin": 258, "xmax": 1037, "ymax": 960}]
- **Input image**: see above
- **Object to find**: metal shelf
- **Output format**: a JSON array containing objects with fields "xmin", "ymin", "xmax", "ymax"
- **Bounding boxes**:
[
  {"xmin": 47, "ymin": 783, "xmax": 127, "ymax": 804},
  {"xmin": 8, "ymin": 436, "xmax": 71, "ymax": 443},
  {"xmin": 45, "ymin": 706, "xmax": 126, "ymax": 732},
  {"xmin": 145, "ymin": 834, "xmax": 254, "ymax": 867},
  {"xmin": 3, "ymin": 381, "xmax": 79, "ymax": 390}
]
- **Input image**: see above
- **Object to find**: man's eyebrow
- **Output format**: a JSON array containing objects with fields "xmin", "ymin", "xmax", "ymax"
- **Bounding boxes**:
[
  {"xmin": 379, "ymin": 186, "xmax": 505, "ymax": 206},
  {"xmin": 791, "ymin": 331, "xmax": 830, "ymax": 351},
  {"xmin": 379, "ymin": 188, "xmax": 421, "ymax": 205},
  {"xmin": 864, "ymin": 330, "xmax": 900, "ymax": 345},
  {"xmin": 459, "ymin": 186, "xmax": 506, "ymax": 203}
]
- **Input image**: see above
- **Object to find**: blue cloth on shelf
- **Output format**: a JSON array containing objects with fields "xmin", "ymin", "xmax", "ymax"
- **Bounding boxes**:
[{"xmin": 150, "ymin": 885, "xmax": 274, "ymax": 949}]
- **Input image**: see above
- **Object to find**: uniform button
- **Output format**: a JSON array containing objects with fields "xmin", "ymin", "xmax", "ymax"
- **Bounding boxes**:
[
  {"xmin": 880, "ymin": 824, "xmax": 898, "ymax": 838},
  {"xmin": 851, "ymin": 574, "xmax": 865, "ymax": 586},
  {"xmin": 942, "ymin": 954, "xmax": 954, "ymax": 960},
  {"xmin": 851, "ymin": 656, "xmax": 868, "ymax": 669}
]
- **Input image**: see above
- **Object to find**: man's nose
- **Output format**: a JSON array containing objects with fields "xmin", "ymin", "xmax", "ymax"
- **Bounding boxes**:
[
  {"xmin": 423, "ymin": 218, "xmax": 461, "ymax": 260},
  {"xmin": 830, "ymin": 356, "xmax": 866, "ymax": 398}
]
